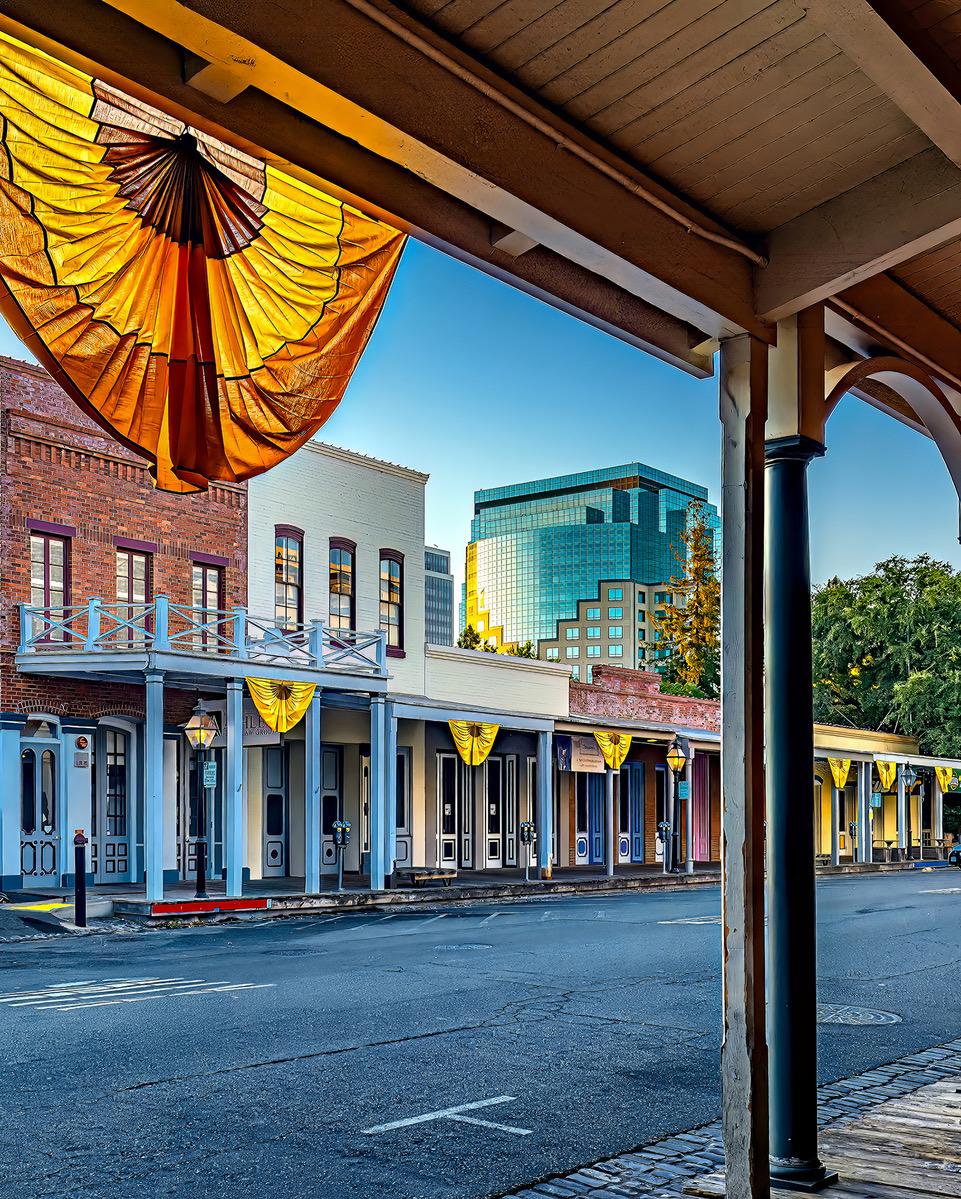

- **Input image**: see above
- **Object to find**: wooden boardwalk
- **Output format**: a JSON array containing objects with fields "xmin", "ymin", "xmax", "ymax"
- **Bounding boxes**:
[{"xmin": 687, "ymin": 1077, "xmax": 961, "ymax": 1198}]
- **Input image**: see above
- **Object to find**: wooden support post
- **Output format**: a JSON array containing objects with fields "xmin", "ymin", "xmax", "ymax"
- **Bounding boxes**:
[
  {"xmin": 719, "ymin": 335, "xmax": 770, "ymax": 1199},
  {"xmin": 605, "ymin": 767, "xmax": 615, "ymax": 879},
  {"xmin": 225, "ymin": 678, "xmax": 245, "ymax": 898}
]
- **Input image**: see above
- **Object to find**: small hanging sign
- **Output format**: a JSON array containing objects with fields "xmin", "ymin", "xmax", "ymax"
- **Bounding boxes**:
[{"xmin": 203, "ymin": 760, "xmax": 218, "ymax": 790}]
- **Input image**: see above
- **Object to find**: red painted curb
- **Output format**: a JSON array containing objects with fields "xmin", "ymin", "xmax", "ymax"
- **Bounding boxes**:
[{"xmin": 149, "ymin": 898, "xmax": 268, "ymax": 916}]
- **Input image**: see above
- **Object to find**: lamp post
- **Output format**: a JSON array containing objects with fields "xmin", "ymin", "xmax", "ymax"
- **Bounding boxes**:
[
  {"xmin": 903, "ymin": 764, "xmax": 918, "ymax": 860},
  {"xmin": 666, "ymin": 736, "xmax": 687, "ymax": 874},
  {"xmin": 184, "ymin": 700, "xmax": 219, "ymax": 899}
]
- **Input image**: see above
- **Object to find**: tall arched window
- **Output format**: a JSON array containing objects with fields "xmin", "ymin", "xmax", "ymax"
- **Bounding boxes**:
[
  {"xmin": 274, "ymin": 525, "xmax": 304, "ymax": 629},
  {"xmin": 379, "ymin": 549, "xmax": 404, "ymax": 654},
  {"xmin": 329, "ymin": 538, "xmax": 356, "ymax": 631}
]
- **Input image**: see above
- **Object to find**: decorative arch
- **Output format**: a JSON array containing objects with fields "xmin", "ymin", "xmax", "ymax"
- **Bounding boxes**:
[{"xmin": 824, "ymin": 354, "xmax": 961, "ymax": 502}]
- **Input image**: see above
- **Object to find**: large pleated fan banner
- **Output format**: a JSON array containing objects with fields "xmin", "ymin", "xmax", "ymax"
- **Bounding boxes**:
[
  {"xmin": 448, "ymin": 720, "xmax": 499, "ymax": 767},
  {"xmin": 594, "ymin": 731, "xmax": 631, "ymax": 771},
  {"xmin": 0, "ymin": 32, "xmax": 406, "ymax": 491},
  {"xmin": 246, "ymin": 678, "xmax": 315, "ymax": 734}
]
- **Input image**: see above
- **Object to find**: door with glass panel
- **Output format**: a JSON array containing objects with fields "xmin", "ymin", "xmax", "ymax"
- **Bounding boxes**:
[
  {"xmin": 20, "ymin": 743, "xmax": 59, "ymax": 885},
  {"xmin": 320, "ymin": 746, "xmax": 342, "ymax": 873},
  {"xmin": 262, "ymin": 745, "xmax": 289, "ymax": 878},
  {"xmin": 484, "ymin": 756, "xmax": 504, "ymax": 868},
  {"xmin": 91, "ymin": 726, "xmax": 131, "ymax": 881},
  {"xmin": 503, "ymin": 755, "xmax": 519, "ymax": 866},
  {"xmin": 437, "ymin": 753, "xmax": 474, "ymax": 868},
  {"xmin": 394, "ymin": 748, "xmax": 412, "ymax": 869}
]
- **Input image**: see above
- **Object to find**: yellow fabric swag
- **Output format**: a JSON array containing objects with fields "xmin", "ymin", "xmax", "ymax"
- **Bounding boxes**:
[
  {"xmin": 594, "ymin": 731, "xmax": 632, "ymax": 771},
  {"xmin": 936, "ymin": 766, "xmax": 954, "ymax": 793},
  {"xmin": 827, "ymin": 758, "xmax": 851, "ymax": 790},
  {"xmin": 876, "ymin": 760, "xmax": 897, "ymax": 793},
  {"xmin": 0, "ymin": 32, "xmax": 405, "ymax": 492},
  {"xmin": 246, "ymin": 678, "xmax": 315, "ymax": 733},
  {"xmin": 448, "ymin": 720, "xmax": 499, "ymax": 767}
]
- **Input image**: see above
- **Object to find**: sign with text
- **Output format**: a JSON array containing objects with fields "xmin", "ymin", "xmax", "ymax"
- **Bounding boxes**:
[
  {"xmin": 203, "ymin": 760, "xmax": 218, "ymax": 790},
  {"xmin": 207, "ymin": 699, "xmax": 281, "ymax": 748},
  {"xmin": 555, "ymin": 734, "xmax": 606, "ymax": 773},
  {"xmin": 678, "ymin": 780, "xmax": 690, "ymax": 800}
]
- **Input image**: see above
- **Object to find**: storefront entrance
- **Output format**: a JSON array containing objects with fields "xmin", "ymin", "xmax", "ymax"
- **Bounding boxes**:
[
  {"xmin": 91, "ymin": 725, "xmax": 132, "ymax": 882},
  {"xmin": 437, "ymin": 751, "xmax": 474, "ymax": 868},
  {"xmin": 618, "ymin": 761, "xmax": 645, "ymax": 863},
  {"xmin": 262, "ymin": 744, "xmax": 289, "ymax": 878},
  {"xmin": 19, "ymin": 724, "xmax": 59, "ymax": 886}
]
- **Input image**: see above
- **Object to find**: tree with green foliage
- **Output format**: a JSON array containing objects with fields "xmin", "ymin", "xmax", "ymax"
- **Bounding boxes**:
[
  {"xmin": 456, "ymin": 624, "xmax": 498, "ymax": 652},
  {"xmin": 647, "ymin": 501, "xmax": 720, "ymax": 698},
  {"xmin": 812, "ymin": 554, "xmax": 961, "ymax": 757},
  {"xmin": 505, "ymin": 640, "xmax": 537, "ymax": 658}
]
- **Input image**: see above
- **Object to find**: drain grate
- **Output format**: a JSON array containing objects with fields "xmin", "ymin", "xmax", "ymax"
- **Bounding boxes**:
[{"xmin": 817, "ymin": 1003, "xmax": 901, "ymax": 1026}]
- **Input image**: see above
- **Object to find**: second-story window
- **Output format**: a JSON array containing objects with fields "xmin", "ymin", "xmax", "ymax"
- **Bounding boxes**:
[
  {"xmin": 329, "ymin": 539, "xmax": 356, "ymax": 631},
  {"xmin": 116, "ymin": 547, "xmax": 152, "ymax": 645},
  {"xmin": 274, "ymin": 527, "xmax": 304, "ymax": 629},
  {"xmin": 30, "ymin": 532, "xmax": 70, "ymax": 641},
  {"xmin": 379, "ymin": 550, "xmax": 404, "ymax": 651},
  {"xmin": 192, "ymin": 561, "xmax": 225, "ymax": 647}
]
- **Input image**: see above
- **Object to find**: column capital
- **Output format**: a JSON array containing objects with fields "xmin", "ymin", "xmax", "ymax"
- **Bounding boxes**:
[
  {"xmin": 764, "ymin": 434, "xmax": 826, "ymax": 464},
  {"xmin": 226, "ymin": 676, "xmax": 243, "ymax": 691}
]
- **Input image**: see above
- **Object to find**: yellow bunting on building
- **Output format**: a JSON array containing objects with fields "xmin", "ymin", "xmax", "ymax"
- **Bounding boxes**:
[
  {"xmin": 594, "ymin": 731, "xmax": 632, "ymax": 771},
  {"xmin": 246, "ymin": 678, "xmax": 316, "ymax": 733},
  {"xmin": 936, "ymin": 766, "xmax": 954, "ymax": 793},
  {"xmin": 0, "ymin": 32, "xmax": 405, "ymax": 492},
  {"xmin": 448, "ymin": 720, "xmax": 499, "ymax": 766},
  {"xmin": 876, "ymin": 760, "xmax": 897, "ymax": 793},
  {"xmin": 827, "ymin": 758, "xmax": 852, "ymax": 790}
]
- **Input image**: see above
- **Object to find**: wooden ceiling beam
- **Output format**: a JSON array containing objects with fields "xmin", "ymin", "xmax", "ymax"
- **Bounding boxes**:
[
  {"xmin": 758, "ymin": 148, "xmax": 961, "ymax": 321},
  {"xmin": 77, "ymin": 0, "xmax": 766, "ymax": 341},
  {"xmin": 0, "ymin": 2, "xmax": 714, "ymax": 376}
]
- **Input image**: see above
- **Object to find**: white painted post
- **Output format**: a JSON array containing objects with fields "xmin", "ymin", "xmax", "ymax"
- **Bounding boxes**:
[
  {"xmin": 385, "ymin": 702, "xmax": 398, "ymax": 884},
  {"xmin": 536, "ymin": 730, "xmax": 552, "ymax": 878},
  {"xmin": 153, "ymin": 595, "xmax": 170, "ymax": 651},
  {"xmin": 225, "ymin": 678, "xmax": 245, "ymax": 897},
  {"xmin": 369, "ymin": 694, "xmax": 387, "ymax": 890},
  {"xmin": 719, "ymin": 335, "xmax": 769, "ymax": 1199},
  {"xmin": 19, "ymin": 602, "xmax": 32, "ymax": 652},
  {"xmin": 605, "ymin": 767, "xmax": 615, "ymax": 878},
  {"xmin": 304, "ymin": 688, "xmax": 322, "ymax": 893},
  {"xmin": 84, "ymin": 597, "xmax": 102, "ymax": 651},
  {"xmin": 144, "ymin": 669, "xmax": 165, "ymax": 903},
  {"xmin": 830, "ymin": 787, "xmax": 840, "ymax": 866},
  {"xmin": 686, "ymin": 748, "xmax": 695, "ymax": 874}
]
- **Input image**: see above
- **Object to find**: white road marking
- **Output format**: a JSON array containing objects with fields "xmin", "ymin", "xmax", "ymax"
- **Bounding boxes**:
[
  {"xmin": 362, "ymin": 1095, "xmax": 530, "ymax": 1136},
  {"xmin": 0, "ymin": 976, "xmax": 275, "ymax": 1012},
  {"xmin": 379, "ymin": 914, "xmax": 398, "ymax": 922},
  {"xmin": 658, "ymin": 915, "xmax": 722, "ymax": 925},
  {"xmin": 480, "ymin": 912, "xmax": 504, "ymax": 925},
  {"xmin": 922, "ymin": 887, "xmax": 961, "ymax": 894},
  {"xmin": 419, "ymin": 914, "xmax": 447, "ymax": 926}
]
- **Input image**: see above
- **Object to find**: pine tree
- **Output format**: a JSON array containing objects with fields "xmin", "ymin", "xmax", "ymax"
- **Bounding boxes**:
[
  {"xmin": 648, "ymin": 501, "xmax": 720, "ymax": 697},
  {"xmin": 456, "ymin": 624, "xmax": 498, "ymax": 652}
]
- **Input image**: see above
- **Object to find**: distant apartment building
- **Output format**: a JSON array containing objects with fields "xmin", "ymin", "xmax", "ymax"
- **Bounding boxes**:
[
  {"xmin": 424, "ymin": 546, "xmax": 455, "ymax": 646},
  {"xmin": 463, "ymin": 462, "xmax": 719, "ymax": 671}
]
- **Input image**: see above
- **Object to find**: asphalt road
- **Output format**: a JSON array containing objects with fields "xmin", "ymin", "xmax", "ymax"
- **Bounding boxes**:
[{"xmin": 2, "ymin": 871, "xmax": 960, "ymax": 1199}]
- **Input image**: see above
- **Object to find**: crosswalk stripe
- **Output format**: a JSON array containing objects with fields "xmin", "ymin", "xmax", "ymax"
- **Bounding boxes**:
[
  {"xmin": 0, "ymin": 978, "xmax": 197, "ymax": 1005},
  {"xmin": 0, "ymin": 976, "xmax": 274, "ymax": 1013},
  {"xmin": 44, "ymin": 983, "xmax": 275, "ymax": 1010}
]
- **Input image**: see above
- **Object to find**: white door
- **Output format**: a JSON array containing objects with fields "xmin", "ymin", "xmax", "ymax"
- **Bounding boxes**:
[
  {"xmin": 484, "ymin": 757, "xmax": 503, "ymax": 868},
  {"xmin": 262, "ymin": 745, "xmax": 288, "ymax": 878}
]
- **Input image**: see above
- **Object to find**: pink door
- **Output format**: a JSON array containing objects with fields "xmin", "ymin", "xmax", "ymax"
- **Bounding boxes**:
[{"xmin": 693, "ymin": 755, "xmax": 710, "ymax": 861}]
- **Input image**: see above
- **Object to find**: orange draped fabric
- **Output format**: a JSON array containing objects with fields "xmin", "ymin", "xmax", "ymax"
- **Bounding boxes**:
[{"xmin": 0, "ymin": 32, "xmax": 405, "ymax": 491}]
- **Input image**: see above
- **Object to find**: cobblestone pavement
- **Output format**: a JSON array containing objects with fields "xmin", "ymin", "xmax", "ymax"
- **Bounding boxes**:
[{"xmin": 500, "ymin": 1038, "xmax": 961, "ymax": 1198}]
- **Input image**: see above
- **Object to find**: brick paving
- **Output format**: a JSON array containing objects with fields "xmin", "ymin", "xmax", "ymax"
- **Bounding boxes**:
[{"xmin": 499, "ymin": 1038, "xmax": 961, "ymax": 1198}]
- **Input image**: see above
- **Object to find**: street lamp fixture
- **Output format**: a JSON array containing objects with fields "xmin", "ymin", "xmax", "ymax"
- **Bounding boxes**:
[
  {"xmin": 183, "ymin": 701, "xmax": 219, "ymax": 899},
  {"xmin": 666, "ymin": 736, "xmax": 688, "ymax": 873}
]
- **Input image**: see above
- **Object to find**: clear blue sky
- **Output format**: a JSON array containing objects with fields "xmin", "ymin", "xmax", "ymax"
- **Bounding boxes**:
[{"xmin": 3, "ymin": 236, "xmax": 960, "ymax": 595}]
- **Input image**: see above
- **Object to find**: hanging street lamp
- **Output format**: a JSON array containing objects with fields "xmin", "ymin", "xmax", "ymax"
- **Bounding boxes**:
[
  {"xmin": 183, "ymin": 700, "xmax": 219, "ymax": 899},
  {"xmin": 666, "ymin": 736, "xmax": 688, "ymax": 874}
]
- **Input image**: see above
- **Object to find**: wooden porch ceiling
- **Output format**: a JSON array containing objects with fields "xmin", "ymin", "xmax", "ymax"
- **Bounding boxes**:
[{"xmin": 6, "ymin": 0, "xmax": 961, "ymax": 399}]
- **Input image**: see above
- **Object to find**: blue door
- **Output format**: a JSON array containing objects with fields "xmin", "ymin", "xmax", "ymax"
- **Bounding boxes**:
[
  {"xmin": 621, "ymin": 762, "xmax": 645, "ymax": 862},
  {"xmin": 588, "ymin": 774, "xmax": 605, "ymax": 864}
]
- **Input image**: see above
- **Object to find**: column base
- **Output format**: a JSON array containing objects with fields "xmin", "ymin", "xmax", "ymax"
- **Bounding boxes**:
[{"xmin": 770, "ymin": 1157, "xmax": 839, "ymax": 1192}]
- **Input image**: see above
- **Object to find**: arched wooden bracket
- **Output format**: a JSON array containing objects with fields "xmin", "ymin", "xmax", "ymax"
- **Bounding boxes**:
[{"xmin": 824, "ymin": 354, "xmax": 961, "ymax": 502}]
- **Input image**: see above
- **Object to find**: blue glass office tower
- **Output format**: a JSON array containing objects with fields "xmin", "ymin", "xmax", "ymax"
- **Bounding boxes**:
[
  {"xmin": 464, "ymin": 462, "xmax": 719, "ymax": 649},
  {"xmin": 425, "ymin": 546, "xmax": 455, "ymax": 646}
]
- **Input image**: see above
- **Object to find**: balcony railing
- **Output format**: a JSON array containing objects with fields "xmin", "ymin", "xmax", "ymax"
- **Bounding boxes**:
[{"xmin": 18, "ymin": 597, "xmax": 388, "ymax": 676}]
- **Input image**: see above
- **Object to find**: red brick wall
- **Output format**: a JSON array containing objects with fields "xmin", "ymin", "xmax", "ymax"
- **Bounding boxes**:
[
  {"xmin": 569, "ymin": 664, "xmax": 721, "ymax": 733},
  {"xmin": 0, "ymin": 356, "xmax": 247, "ymax": 721}
]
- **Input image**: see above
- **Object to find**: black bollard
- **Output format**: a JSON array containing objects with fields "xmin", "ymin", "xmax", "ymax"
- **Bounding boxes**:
[{"xmin": 73, "ymin": 830, "xmax": 88, "ymax": 928}]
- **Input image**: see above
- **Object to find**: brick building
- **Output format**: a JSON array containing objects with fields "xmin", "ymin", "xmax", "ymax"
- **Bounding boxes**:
[{"xmin": 0, "ymin": 355, "xmax": 247, "ymax": 888}]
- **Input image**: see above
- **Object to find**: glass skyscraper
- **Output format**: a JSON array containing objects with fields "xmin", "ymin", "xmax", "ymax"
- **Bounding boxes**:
[
  {"xmin": 425, "ymin": 546, "xmax": 455, "ymax": 646},
  {"xmin": 463, "ymin": 462, "xmax": 719, "ymax": 655}
]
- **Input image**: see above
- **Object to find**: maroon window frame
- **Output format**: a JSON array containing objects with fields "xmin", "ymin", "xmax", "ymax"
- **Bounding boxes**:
[
  {"xmin": 329, "ymin": 536, "xmax": 356, "ymax": 632},
  {"xmin": 192, "ymin": 561, "xmax": 226, "ymax": 648},
  {"xmin": 115, "ymin": 547, "xmax": 153, "ymax": 641},
  {"xmin": 29, "ymin": 531, "xmax": 71, "ymax": 642},
  {"xmin": 275, "ymin": 525, "xmax": 304, "ymax": 630},
  {"xmin": 379, "ymin": 548, "xmax": 405, "ymax": 657}
]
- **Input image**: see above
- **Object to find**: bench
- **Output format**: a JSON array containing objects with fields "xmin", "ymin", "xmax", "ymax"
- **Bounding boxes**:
[{"xmin": 395, "ymin": 867, "xmax": 457, "ymax": 889}]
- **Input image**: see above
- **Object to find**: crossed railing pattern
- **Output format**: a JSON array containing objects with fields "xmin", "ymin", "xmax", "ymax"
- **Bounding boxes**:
[{"xmin": 18, "ymin": 597, "xmax": 388, "ymax": 676}]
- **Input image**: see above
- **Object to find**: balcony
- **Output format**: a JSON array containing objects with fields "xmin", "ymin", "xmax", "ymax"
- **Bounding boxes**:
[{"xmin": 17, "ymin": 597, "xmax": 388, "ymax": 688}]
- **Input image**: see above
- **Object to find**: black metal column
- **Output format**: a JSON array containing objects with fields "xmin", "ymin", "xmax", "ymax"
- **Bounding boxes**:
[{"xmin": 765, "ymin": 436, "xmax": 836, "ymax": 1191}]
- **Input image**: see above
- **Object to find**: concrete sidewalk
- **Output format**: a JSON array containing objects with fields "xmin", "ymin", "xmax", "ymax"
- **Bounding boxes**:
[{"xmin": 500, "ymin": 1038, "xmax": 961, "ymax": 1198}]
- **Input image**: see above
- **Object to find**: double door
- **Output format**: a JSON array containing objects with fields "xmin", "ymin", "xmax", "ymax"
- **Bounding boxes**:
[
  {"xmin": 618, "ymin": 762, "xmax": 645, "ymax": 863},
  {"xmin": 574, "ymin": 772, "xmax": 606, "ymax": 865},
  {"xmin": 438, "ymin": 752, "xmax": 474, "ymax": 868},
  {"xmin": 262, "ymin": 745, "xmax": 289, "ymax": 877},
  {"xmin": 20, "ymin": 743, "xmax": 59, "ymax": 886}
]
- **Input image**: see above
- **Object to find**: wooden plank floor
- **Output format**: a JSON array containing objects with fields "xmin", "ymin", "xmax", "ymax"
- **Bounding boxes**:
[{"xmin": 686, "ymin": 1077, "xmax": 961, "ymax": 1198}]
